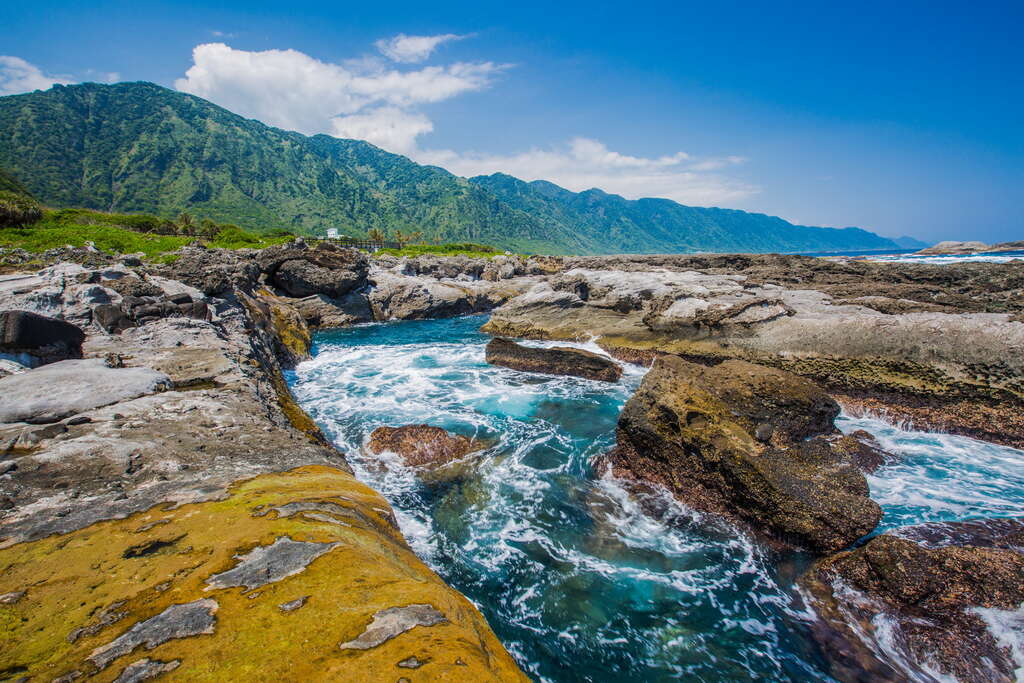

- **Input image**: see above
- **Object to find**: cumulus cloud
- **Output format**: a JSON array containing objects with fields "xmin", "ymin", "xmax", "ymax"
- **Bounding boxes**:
[
  {"xmin": 0, "ymin": 56, "xmax": 74, "ymax": 95},
  {"xmin": 172, "ymin": 40, "xmax": 756, "ymax": 205},
  {"xmin": 375, "ymin": 33, "xmax": 465, "ymax": 63},
  {"xmin": 330, "ymin": 107, "xmax": 433, "ymax": 154},
  {"xmin": 174, "ymin": 43, "xmax": 502, "ymax": 135},
  {"xmin": 413, "ymin": 139, "xmax": 757, "ymax": 205}
]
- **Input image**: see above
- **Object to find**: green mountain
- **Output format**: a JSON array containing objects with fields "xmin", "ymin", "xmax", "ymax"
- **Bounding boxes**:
[
  {"xmin": 469, "ymin": 173, "xmax": 896, "ymax": 253},
  {"xmin": 0, "ymin": 81, "xmax": 897, "ymax": 254}
]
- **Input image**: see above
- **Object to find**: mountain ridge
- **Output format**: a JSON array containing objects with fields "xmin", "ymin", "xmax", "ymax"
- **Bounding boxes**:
[{"xmin": 0, "ymin": 81, "xmax": 898, "ymax": 254}]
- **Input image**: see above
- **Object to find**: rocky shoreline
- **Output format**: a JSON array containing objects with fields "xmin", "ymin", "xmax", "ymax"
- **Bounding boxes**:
[
  {"xmin": 0, "ymin": 247, "xmax": 528, "ymax": 681},
  {"xmin": 2, "ymin": 242, "xmax": 1023, "ymax": 681}
]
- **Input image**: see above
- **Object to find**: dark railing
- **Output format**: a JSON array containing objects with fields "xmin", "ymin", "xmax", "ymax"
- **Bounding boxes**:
[{"xmin": 318, "ymin": 237, "xmax": 403, "ymax": 250}]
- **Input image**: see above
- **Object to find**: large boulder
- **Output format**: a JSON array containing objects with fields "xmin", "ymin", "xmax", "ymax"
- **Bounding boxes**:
[
  {"xmin": 0, "ymin": 358, "xmax": 171, "ymax": 424},
  {"xmin": 368, "ymin": 273, "xmax": 519, "ymax": 320},
  {"xmin": 0, "ymin": 309, "xmax": 85, "ymax": 366},
  {"xmin": 159, "ymin": 247, "xmax": 261, "ymax": 295},
  {"xmin": 608, "ymin": 356, "xmax": 881, "ymax": 552},
  {"xmin": 260, "ymin": 242, "xmax": 369, "ymax": 299},
  {"xmin": 800, "ymin": 529, "xmax": 1024, "ymax": 682},
  {"xmin": 485, "ymin": 338, "xmax": 622, "ymax": 382},
  {"xmin": 368, "ymin": 425, "xmax": 481, "ymax": 467},
  {"xmin": 289, "ymin": 292, "xmax": 373, "ymax": 329}
]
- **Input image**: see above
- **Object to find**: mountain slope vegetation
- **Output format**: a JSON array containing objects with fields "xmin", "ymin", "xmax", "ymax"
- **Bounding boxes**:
[{"xmin": 0, "ymin": 82, "xmax": 897, "ymax": 254}]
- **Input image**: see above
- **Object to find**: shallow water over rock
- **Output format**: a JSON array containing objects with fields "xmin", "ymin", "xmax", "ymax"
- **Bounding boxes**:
[{"xmin": 289, "ymin": 315, "xmax": 1024, "ymax": 682}]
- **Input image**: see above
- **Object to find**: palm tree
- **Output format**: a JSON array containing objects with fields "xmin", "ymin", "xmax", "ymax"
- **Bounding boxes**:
[
  {"xmin": 367, "ymin": 227, "xmax": 386, "ymax": 242},
  {"xmin": 177, "ymin": 212, "xmax": 196, "ymax": 236}
]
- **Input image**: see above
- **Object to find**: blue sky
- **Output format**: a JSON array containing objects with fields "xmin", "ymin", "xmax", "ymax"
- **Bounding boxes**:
[{"xmin": 2, "ymin": 0, "xmax": 1022, "ymax": 242}]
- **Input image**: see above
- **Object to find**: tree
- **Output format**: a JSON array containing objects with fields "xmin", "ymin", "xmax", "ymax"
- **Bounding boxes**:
[
  {"xmin": 198, "ymin": 218, "xmax": 219, "ymax": 238},
  {"xmin": 0, "ymin": 191, "xmax": 42, "ymax": 227},
  {"xmin": 177, "ymin": 212, "xmax": 195, "ymax": 235},
  {"xmin": 367, "ymin": 227, "xmax": 386, "ymax": 242}
]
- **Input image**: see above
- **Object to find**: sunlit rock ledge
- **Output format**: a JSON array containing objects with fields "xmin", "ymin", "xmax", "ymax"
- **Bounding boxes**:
[{"xmin": 0, "ymin": 255, "xmax": 528, "ymax": 681}]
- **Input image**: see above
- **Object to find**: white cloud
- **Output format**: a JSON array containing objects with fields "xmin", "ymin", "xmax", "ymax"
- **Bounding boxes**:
[
  {"xmin": 0, "ymin": 56, "xmax": 74, "ymax": 95},
  {"xmin": 172, "ymin": 40, "xmax": 756, "ymax": 206},
  {"xmin": 174, "ymin": 42, "xmax": 502, "ymax": 135},
  {"xmin": 330, "ymin": 107, "xmax": 433, "ymax": 154},
  {"xmin": 85, "ymin": 68, "xmax": 120, "ymax": 84},
  {"xmin": 375, "ymin": 33, "xmax": 465, "ymax": 63},
  {"xmin": 413, "ymin": 138, "xmax": 757, "ymax": 205}
]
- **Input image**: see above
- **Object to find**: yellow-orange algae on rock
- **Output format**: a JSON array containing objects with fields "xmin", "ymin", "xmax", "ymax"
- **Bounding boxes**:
[{"xmin": 0, "ymin": 465, "xmax": 527, "ymax": 682}]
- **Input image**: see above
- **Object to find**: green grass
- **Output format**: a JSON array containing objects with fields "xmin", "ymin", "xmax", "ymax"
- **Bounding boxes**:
[
  {"xmin": 375, "ymin": 242, "xmax": 504, "ymax": 259},
  {"xmin": 0, "ymin": 210, "xmax": 292, "ymax": 260},
  {"xmin": 207, "ymin": 226, "xmax": 293, "ymax": 250},
  {"xmin": 0, "ymin": 224, "xmax": 193, "ymax": 258}
]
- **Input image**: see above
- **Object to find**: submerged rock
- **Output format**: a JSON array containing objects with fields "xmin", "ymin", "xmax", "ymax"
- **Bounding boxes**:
[
  {"xmin": 368, "ymin": 425, "xmax": 481, "ymax": 467},
  {"xmin": 800, "ymin": 531, "xmax": 1024, "ymax": 682},
  {"xmin": 608, "ymin": 356, "xmax": 881, "ymax": 552},
  {"xmin": 485, "ymin": 337, "xmax": 622, "ymax": 382}
]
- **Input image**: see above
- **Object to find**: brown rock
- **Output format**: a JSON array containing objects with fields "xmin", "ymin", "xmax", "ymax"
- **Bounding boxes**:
[
  {"xmin": 827, "ymin": 429, "xmax": 896, "ymax": 473},
  {"xmin": 368, "ymin": 425, "xmax": 480, "ymax": 467},
  {"xmin": 609, "ymin": 356, "xmax": 881, "ymax": 552},
  {"xmin": 485, "ymin": 337, "xmax": 622, "ymax": 382},
  {"xmin": 800, "ymin": 531, "xmax": 1024, "ymax": 682}
]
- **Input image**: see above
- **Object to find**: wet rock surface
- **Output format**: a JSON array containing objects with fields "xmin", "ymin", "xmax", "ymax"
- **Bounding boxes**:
[
  {"xmin": 609, "ymin": 356, "xmax": 881, "ymax": 552},
  {"xmin": 368, "ymin": 424, "xmax": 481, "ymax": 467},
  {"xmin": 800, "ymin": 530, "xmax": 1024, "ymax": 682},
  {"xmin": 485, "ymin": 337, "xmax": 622, "ymax": 382}
]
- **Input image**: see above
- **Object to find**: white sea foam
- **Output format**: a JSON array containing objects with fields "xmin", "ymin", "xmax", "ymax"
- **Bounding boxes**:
[{"xmin": 291, "ymin": 317, "xmax": 1024, "ymax": 681}]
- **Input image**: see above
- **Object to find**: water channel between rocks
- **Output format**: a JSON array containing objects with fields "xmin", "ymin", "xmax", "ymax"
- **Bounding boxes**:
[{"xmin": 287, "ymin": 315, "xmax": 1024, "ymax": 682}]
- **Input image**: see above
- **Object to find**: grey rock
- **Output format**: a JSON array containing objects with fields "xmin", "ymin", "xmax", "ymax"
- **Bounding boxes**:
[
  {"xmin": 397, "ymin": 656, "xmax": 426, "ymax": 668},
  {"xmin": 278, "ymin": 596, "xmax": 309, "ymax": 613},
  {"xmin": 485, "ymin": 338, "xmax": 622, "ymax": 382},
  {"xmin": 0, "ymin": 309, "xmax": 85, "ymax": 364},
  {"xmin": 204, "ymin": 536, "xmax": 340, "ymax": 591},
  {"xmin": 113, "ymin": 659, "xmax": 180, "ymax": 683},
  {"xmin": 290, "ymin": 292, "xmax": 373, "ymax": 329},
  {"xmin": 338, "ymin": 604, "xmax": 448, "ymax": 650},
  {"xmin": 88, "ymin": 599, "xmax": 218, "ymax": 670},
  {"xmin": 0, "ymin": 359, "xmax": 171, "ymax": 424}
]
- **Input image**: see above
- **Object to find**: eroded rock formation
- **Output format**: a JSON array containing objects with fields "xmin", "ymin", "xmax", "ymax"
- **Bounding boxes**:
[
  {"xmin": 0, "ymin": 257, "xmax": 528, "ymax": 681},
  {"xmin": 483, "ymin": 256, "xmax": 1024, "ymax": 446},
  {"xmin": 607, "ymin": 356, "xmax": 882, "ymax": 552}
]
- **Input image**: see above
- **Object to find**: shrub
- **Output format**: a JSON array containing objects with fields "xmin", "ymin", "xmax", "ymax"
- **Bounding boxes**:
[{"xmin": 0, "ymin": 191, "xmax": 43, "ymax": 227}]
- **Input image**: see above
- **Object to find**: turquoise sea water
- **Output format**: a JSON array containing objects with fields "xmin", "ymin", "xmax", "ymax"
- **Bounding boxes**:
[{"xmin": 288, "ymin": 315, "xmax": 1024, "ymax": 682}]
